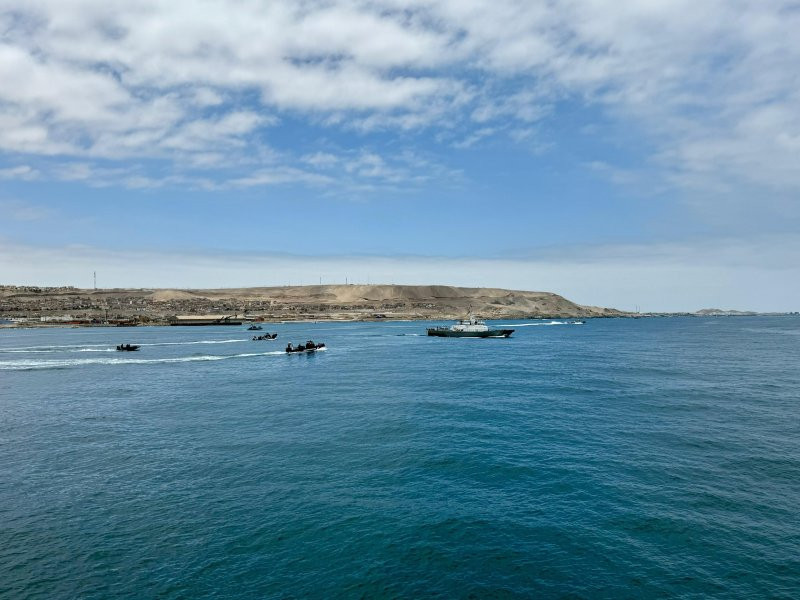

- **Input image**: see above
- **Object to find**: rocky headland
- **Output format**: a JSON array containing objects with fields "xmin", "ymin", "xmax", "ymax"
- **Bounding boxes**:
[{"xmin": 0, "ymin": 284, "xmax": 625, "ymax": 325}]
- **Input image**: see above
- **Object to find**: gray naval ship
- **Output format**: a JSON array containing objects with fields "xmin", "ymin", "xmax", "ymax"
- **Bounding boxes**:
[{"xmin": 427, "ymin": 316, "xmax": 514, "ymax": 338}]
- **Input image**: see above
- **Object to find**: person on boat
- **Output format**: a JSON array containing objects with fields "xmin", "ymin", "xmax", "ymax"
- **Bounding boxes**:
[
  {"xmin": 286, "ymin": 343, "xmax": 293, "ymax": 352},
  {"xmin": 305, "ymin": 340, "xmax": 314, "ymax": 349}
]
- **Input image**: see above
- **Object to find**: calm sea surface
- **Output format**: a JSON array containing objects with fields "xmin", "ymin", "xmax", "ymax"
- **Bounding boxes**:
[{"xmin": 1, "ymin": 317, "xmax": 799, "ymax": 599}]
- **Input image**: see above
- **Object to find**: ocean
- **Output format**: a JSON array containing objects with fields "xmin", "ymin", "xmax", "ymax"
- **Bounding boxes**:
[{"xmin": 1, "ymin": 317, "xmax": 799, "ymax": 598}]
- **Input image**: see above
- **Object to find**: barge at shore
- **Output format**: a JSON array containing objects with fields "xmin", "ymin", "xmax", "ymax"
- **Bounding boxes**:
[{"xmin": 169, "ymin": 315, "xmax": 242, "ymax": 326}]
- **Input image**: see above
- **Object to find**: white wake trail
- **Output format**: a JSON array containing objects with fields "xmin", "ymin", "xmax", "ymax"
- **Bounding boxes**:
[
  {"xmin": 502, "ymin": 321, "xmax": 584, "ymax": 326},
  {"xmin": 0, "ymin": 350, "xmax": 286, "ymax": 371}
]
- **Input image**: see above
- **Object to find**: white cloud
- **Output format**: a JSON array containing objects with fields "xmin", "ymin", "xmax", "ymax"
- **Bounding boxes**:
[
  {"xmin": 228, "ymin": 166, "xmax": 334, "ymax": 188},
  {"xmin": 13, "ymin": 143, "xmax": 456, "ymax": 192},
  {"xmin": 301, "ymin": 152, "xmax": 339, "ymax": 167},
  {"xmin": 0, "ymin": 165, "xmax": 39, "ymax": 180},
  {"xmin": 0, "ymin": 199, "xmax": 52, "ymax": 220},
  {"xmin": 0, "ymin": 0, "xmax": 797, "ymax": 206},
  {"xmin": 158, "ymin": 111, "xmax": 269, "ymax": 152},
  {"xmin": 191, "ymin": 88, "xmax": 225, "ymax": 107}
]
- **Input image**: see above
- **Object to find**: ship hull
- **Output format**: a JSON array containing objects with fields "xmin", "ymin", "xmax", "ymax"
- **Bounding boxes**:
[{"xmin": 427, "ymin": 329, "xmax": 514, "ymax": 338}]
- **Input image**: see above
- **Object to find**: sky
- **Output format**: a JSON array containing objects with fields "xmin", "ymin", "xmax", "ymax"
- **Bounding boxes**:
[{"xmin": 1, "ymin": 0, "xmax": 799, "ymax": 312}]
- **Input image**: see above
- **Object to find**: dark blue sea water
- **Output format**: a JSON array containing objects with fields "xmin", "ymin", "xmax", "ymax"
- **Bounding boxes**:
[{"xmin": 1, "ymin": 317, "xmax": 799, "ymax": 599}]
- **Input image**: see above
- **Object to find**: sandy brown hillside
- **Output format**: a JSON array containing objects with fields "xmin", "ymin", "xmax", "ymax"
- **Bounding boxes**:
[
  {"xmin": 133, "ymin": 284, "xmax": 623, "ymax": 318},
  {"xmin": 1, "ymin": 284, "xmax": 626, "ymax": 321}
]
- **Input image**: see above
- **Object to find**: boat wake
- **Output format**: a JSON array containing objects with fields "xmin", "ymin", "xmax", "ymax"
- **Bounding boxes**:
[
  {"xmin": 138, "ymin": 339, "xmax": 246, "ymax": 347},
  {"xmin": 1, "ymin": 343, "xmax": 114, "ymax": 353},
  {"xmin": 0, "ymin": 339, "xmax": 247, "ymax": 354},
  {"xmin": 503, "ymin": 321, "xmax": 584, "ymax": 326},
  {"xmin": 0, "ymin": 347, "xmax": 118, "ymax": 354},
  {"xmin": 0, "ymin": 350, "xmax": 286, "ymax": 371},
  {"xmin": 743, "ymin": 327, "xmax": 800, "ymax": 336}
]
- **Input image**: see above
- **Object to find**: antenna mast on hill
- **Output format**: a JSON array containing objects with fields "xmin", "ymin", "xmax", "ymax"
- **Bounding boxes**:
[{"xmin": 93, "ymin": 271, "xmax": 97, "ymax": 290}]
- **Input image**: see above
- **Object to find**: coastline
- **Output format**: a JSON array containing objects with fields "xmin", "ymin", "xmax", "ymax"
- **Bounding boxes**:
[
  {"xmin": 0, "ymin": 283, "xmax": 626, "ymax": 326},
  {"xmin": 4, "ymin": 284, "xmax": 793, "ymax": 328},
  {"xmin": 3, "ymin": 313, "xmax": 796, "ymax": 331}
]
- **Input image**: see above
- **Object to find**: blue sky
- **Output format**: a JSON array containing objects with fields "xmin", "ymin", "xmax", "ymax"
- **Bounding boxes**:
[{"xmin": 1, "ymin": 1, "xmax": 799, "ymax": 311}]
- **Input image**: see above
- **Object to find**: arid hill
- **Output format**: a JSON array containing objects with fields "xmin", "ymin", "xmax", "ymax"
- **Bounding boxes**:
[{"xmin": 1, "ymin": 284, "xmax": 626, "ymax": 322}]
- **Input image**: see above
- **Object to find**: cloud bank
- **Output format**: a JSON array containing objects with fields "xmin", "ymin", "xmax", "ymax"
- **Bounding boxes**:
[{"xmin": 0, "ymin": 0, "xmax": 798, "ymax": 195}]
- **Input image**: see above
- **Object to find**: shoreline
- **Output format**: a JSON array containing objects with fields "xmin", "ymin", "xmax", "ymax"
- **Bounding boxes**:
[
  {"xmin": 3, "ymin": 284, "xmax": 794, "ymax": 327},
  {"xmin": 2, "ymin": 312, "xmax": 796, "ymax": 330}
]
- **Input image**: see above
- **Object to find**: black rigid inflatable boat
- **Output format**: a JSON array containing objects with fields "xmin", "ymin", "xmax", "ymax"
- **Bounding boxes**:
[
  {"xmin": 116, "ymin": 344, "xmax": 140, "ymax": 351},
  {"xmin": 285, "ymin": 341, "xmax": 325, "ymax": 353}
]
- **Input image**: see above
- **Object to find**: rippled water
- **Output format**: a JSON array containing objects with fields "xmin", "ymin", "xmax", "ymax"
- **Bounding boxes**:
[{"xmin": 1, "ymin": 317, "xmax": 799, "ymax": 598}]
